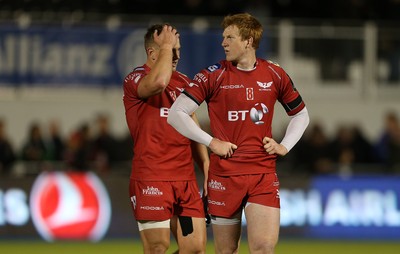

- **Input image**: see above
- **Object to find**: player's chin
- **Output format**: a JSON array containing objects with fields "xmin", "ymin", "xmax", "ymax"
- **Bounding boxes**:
[{"xmin": 225, "ymin": 54, "xmax": 234, "ymax": 62}]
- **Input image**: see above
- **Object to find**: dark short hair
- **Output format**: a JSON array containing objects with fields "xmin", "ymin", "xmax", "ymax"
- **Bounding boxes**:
[{"xmin": 144, "ymin": 23, "xmax": 177, "ymax": 49}]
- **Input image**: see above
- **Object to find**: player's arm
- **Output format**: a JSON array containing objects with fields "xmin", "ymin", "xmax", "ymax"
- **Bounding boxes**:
[
  {"xmin": 264, "ymin": 107, "xmax": 310, "ymax": 156},
  {"xmin": 168, "ymin": 93, "xmax": 237, "ymax": 158},
  {"xmin": 137, "ymin": 25, "xmax": 178, "ymax": 99},
  {"xmin": 190, "ymin": 113, "xmax": 209, "ymax": 196}
]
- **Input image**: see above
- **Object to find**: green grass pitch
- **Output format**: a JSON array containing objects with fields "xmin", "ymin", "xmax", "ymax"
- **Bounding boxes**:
[{"xmin": 1, "ymin": 240, "xmax": 400, "ymax": 254}]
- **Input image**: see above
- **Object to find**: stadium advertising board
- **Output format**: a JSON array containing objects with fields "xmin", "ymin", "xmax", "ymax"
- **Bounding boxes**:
[
  {"xmin": 0, "ymin": 171, "xmax": 111, "ymax": 241},
  {"xmin": 0, "ymin": 25, "xmax": 227, "ymax": 87},
  {"xmin": 1, "ymin": 173, "xmax": 399, "ymax": 240},
  {"xmin": 242, "ymin": 175, "xmax": 400, "ymax": 239},
  {"xmin": 306, "ymin": 175, "xmax": 400, "ymax": 239},
  {"xmin": 30, "ymin": 171, "xmax": 111, "ymax": 241}
]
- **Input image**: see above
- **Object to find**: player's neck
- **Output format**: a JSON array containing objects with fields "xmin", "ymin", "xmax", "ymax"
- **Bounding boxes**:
[
  {"xmin": 145, "ymin": 59, "xmax": 155, "ymax": 69},
  {"xmin": 235, "ymin": 55, "xmax": 257, "ymax": 71}
]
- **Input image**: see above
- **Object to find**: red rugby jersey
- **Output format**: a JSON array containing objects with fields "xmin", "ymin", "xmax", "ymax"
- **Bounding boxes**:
[
  {"xmin": 183, "ymin": 59, "xmax": 305, "ymax": 176},
  {"xmin": 123, "ymin": 64, "xmax": 196, "ymax": 181}
]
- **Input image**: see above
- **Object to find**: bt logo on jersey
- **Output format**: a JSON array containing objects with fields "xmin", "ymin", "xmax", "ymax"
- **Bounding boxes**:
[
  {"xmin": 228, "ymin": 110, "xmax": 249, "ymax": 121},
  {"xmin": 30, "ymin": 171, "xmax": 111, "ymax": 242},
  {"xmin": 250, "ymin": 103, "xmax": 269, "ymax": 125},
  {"xmin": 228, "ymin": 103, "xmax": 269, "ymax": 124}
]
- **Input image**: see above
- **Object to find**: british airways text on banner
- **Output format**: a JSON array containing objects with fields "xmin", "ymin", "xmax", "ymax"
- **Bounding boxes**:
[
  {"xmin": 241, "ymin": 175, "xmax": 400, "ymax": 240},
  {"xmin": 280, "ymin": 176, "xmax": 400, "ymax": 239},
  {"xmin": 304, "ymin": 175, "xmax": 400, "ymax": 239}
]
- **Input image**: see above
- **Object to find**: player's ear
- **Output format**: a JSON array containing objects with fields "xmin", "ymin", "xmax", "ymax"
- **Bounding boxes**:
[
  {"xmin": 246, "ymin": 37, "xmax": 254, "ymax": 49},
  {"xmin": 147, "ymin": 47, "xmax": 156, "ymax": 61},
  {"xmin": 146, "ymin": 47, "xmax": 151, "ymax": 55}
]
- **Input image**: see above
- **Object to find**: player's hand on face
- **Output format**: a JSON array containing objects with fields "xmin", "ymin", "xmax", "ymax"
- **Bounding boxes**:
[
  {"xmin": 263, "ymin": 136, "xmax": 288, "ymax": 156},
  {"xmin": 209, "ymin": 138, "xmax": 237, "ymax": 158},
  {"xmin": 153, "ymin": 25, "xmax": 179, "ymax": 49}
]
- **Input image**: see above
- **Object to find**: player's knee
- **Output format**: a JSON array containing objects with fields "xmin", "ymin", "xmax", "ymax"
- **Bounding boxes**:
[
  {"xmin": 179, "ymin": 243, "xmax": 205, "ymax": 254},
  {"xmin": 187, "ymin": 243, "xmax": 206, "ymax": 254},
  {"xmin": 181, "ymin": 218, "xmax": 206, "ymax": 253},
  {"xmin": 191, "ymin": 235, "xmax": 206, "ymax": 249},
  {"xmin": 179, "ymin": 233, "xmax": 206, "ymax": 253},
  {"xmin": 215, "ymin": 245, "xmax": 239, "ymax": 254},
  {"xmin": 214, "ymin": 241, "xmax": 239, "ymax": 254},
  {"xmin": 148, "ymin": 240, "xmax": 170, "ymax": 254},
  {"xmin": 250, "ymin": 240, "xmax": 276, "ymax": 254}
]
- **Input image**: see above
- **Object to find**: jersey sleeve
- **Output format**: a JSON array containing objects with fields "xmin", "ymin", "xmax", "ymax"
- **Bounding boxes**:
[
  {"xmin": 182, "ymin": 63, "xmax": 223, "ymax": 105},
  {"xmin": 276, "ymin": 67, "xmax": 306, "ymax": 116},
  {"xmin": 123, "ymin": 69, "xmax": 146, "ymax": 98}
]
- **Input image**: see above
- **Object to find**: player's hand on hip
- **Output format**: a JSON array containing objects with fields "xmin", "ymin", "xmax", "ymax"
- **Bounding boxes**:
[
  {"xmin": 209, "ymin": 138, "xmax": 237, "ymax": 158},
  {"xmin": 263, "ymin": 136, "xmax": 288, "ymax": 156},
  {"xmin": 154, "ymin": 25, "xmax": 179, "ymax": 49}
]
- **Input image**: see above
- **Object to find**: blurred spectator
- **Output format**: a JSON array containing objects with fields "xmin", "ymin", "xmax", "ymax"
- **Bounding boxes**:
[
  {"xmin": 114, "ymin": 131, "xmax": 134, "ymax": 161},
  {"xmin": 352, "ymin": 125, "xmax": 375, "ymax": 163},
  {"xmin": 293, "ymin": 122, "xmax": 335, "ymax": 174},
  {"xmin": 91, "ymin": 113, "xmax": 118, "ymax": 173},
  {"xmin": 329, "ymin": 124, "xmax": 374, "ymax": 176},
  {"xmin": 20, "ymin": 122, "xmax": 47, "ymax": 173},
  {"xmin": 374, "ymin": 111, "xmax": 400, "ymax": 172},
  {"xmin": 0, "ymin": 118, "xmax": 16, "ymax": 176},
  {"xmin": 44, "ymin": 120, "xmax": 65, "ymax": 162},
  {"xmin": 64, "ymin": 123, "xmax": 93, "ymax": 171}
]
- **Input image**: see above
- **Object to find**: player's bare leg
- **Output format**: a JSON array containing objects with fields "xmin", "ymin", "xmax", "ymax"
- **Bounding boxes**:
[
  {"xmin": 140, "ymin": 227, "xmax": 171, "ymax": 254},
  {"xmin": 175, "ymin": 217, "xmax": 207, "ymax": 254},
  {"xmin": 212, "ymin": 222, "xmax": 242, "ymax": 254},
  {"xmin": 170, "ymin": 215, "xmax": 179, "ymax": 254},
  {"xmin": 245, "ymin": 203, "xmax": 280, "ymax": 254}
]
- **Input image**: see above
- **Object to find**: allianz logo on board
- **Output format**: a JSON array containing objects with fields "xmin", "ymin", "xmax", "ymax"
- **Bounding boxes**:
[{"xmin": 117, "ymin": 29, "xmax": 147, "ymax": 79}]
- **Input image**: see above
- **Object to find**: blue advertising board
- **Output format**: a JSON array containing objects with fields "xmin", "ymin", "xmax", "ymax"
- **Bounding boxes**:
[
  {"xmin": 307, "ymin": 175, "xmax": 400, "ymax": 239},
  {"xmin": 0, "ymin": 25, "xmax": 222, "ymax": 87},
  {"xmin": 0, "ymin": 24, "xmax": 271, "ymax": 87},
  {"xmin": 0, "ymin": 25, "xmax": 146, "ymax": 87},
  {"xmin": 276, "ymin": 175, "xmax": 400, "ymax": 240},
  {"xmin": 1, "ymin": 173, "xmax": 400, "ymax": 240}
]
